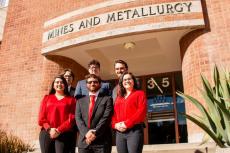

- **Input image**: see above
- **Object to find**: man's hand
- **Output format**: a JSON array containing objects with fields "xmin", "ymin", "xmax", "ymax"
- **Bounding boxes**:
[{"xmin": 85, "ymin": 130, "xmax": 96, "ymax": 144}]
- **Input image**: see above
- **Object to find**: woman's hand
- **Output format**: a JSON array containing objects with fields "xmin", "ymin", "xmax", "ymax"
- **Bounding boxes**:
[
  {"xmin": 115, "ymin": 122, "xmax": 127, "ymax": 132},
  {"xmin": 49, "ymin": 128, "xmax": 60, "ymax": 139}
]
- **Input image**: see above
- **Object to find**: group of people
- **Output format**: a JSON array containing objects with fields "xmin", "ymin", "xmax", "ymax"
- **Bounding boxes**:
[{"xmin": 38, "ymin": 59, "xmax": 147, "ymax": 153}]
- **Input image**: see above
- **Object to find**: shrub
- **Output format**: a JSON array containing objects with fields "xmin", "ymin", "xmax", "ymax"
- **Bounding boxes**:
[{"xmin": 0, "ymin": 129, "xmax": 34, "ymax": 153}]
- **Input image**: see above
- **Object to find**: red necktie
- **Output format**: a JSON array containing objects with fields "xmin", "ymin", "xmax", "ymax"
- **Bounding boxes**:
[{"xmin": 88, "ymin": 95, "xmax": 95, "ymax": 128}]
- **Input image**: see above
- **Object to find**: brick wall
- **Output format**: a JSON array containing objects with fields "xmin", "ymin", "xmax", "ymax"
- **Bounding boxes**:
[
  {"xmin": 180, "ymin": 0, "xmax": 230, "ymax": 142},
  {"xmin": 0, "ymin": 0, "xmax": 87, "ymax": 143}
]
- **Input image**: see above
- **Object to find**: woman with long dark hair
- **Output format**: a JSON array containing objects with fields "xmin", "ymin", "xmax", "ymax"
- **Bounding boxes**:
[
  {"xmin": 38, "ymin": 75, "xmax": 76, "ymax": 153},
  {"xmin": 112, "ymin": 72, "xmax": 147, "ymax": 153}
]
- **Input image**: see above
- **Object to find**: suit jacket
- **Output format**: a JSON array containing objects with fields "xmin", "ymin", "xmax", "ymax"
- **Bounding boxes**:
[
  {"xmin": 74, "ymin": 79, "xmax": 111, "ymax": 99},
  {"xmin": 112, "ymin": 85, "xmax": 118, "ymax": 103},
  {"xmin": 69, "ymin": 86, "xmax": 76, "ymax": 97},
  {"xmin": 75, "ymin": 92, "xmax": 113, "ymax": 148}
]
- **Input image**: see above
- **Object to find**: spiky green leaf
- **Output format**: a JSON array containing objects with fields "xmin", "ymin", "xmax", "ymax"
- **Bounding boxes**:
[
  {"xmin": 182, "ymin": 113, "xmax": 226, "ymax": 148},
  {"xmin": 199, "ymin": 88, "xmax": 227, "ymax": 141},
  {"xmin": 177, "ymin": 91, "xmax": 216, "ymax": 132}
]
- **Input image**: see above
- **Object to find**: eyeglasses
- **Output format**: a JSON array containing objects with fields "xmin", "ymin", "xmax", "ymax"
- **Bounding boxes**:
[
  {"xmin": 64, "ymin": 75, "xmax": 72, "ymax": 78},
  {"xmin": 87, "ymin": 81, "xmax": 99, "ymax": 84},
  {"xmin": 123, "ymin": 78, "xmax": 133, "ymax": 82},
  {"xmin": 89, "ymin": 66, "xmax": 99, "ymax": 70},
  {"xmin": 54, "ymin": 80, "xmax": 64, "ymax": 84}
]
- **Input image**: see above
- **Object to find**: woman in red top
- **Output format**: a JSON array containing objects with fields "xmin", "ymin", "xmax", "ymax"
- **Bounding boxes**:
[
  {"xmin": 38, "ymin": 75, "xmax": 76, "ymax": 153},
  {"xmin": 112, "ymin": 72, "xmax": 147, "ymax": 153}
]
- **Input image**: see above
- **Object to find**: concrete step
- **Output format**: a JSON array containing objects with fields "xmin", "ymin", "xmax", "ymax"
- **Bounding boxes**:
[
  {"xmin": 30, "ymin": 142, "xmax": 217, "ymax": 153},
  {"xmin": 136, "ymin": 143, "xmax": 216, "ymax": 153}
]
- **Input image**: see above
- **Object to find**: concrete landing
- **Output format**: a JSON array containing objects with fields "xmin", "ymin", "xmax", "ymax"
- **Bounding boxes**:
[
  {"xmin": 134, "ymin": 143, "xmax": 216, "ymax": 153},
  {"xmin": 31, "ymin": 143, "xmax": 217, "ymax": 153}
]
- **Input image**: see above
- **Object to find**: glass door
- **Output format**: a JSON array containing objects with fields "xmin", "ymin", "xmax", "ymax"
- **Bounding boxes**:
[{"xmin": 144, "ymin": 72, "xmax": 187, "ymax": 144}]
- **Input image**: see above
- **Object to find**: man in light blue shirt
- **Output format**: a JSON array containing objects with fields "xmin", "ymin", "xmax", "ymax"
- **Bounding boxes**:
[{"xmin": 74, "ymin": 59, "xmax": 111, "ymax": 100}]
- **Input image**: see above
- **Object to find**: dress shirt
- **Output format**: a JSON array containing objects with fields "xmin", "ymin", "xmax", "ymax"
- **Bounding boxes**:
[
  {"xmin": 88, "ymin": 91, "xmax": 99, "ymax": 101},
  {"xmin": 74, "ymin": 79, "xmax": 111, "ymax": 99}
]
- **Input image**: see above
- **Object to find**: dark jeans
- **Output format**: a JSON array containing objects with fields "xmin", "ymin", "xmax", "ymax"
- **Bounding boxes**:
[
  {"xmin": 39, "ymin": 129, "xmax": 76, "ymax": 153},
  {"xmin": 116, "ymin": 124, "xmax": 144, "ymax": 153}
]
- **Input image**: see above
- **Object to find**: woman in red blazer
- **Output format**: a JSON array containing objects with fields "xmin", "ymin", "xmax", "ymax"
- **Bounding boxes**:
[
  {"xmin": 38, "ymin": 75, "xmax": 76, "ymax": 153},
  {"xmin": 112, "ymin": 72, "xmax": 147, "ymax": 153}
]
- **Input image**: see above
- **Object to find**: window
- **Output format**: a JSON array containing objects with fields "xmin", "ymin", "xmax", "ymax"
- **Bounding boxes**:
[
  {"xmin": 0, "ymin": 0, "xmax": 8, "ymax": 41},
  {"xmin": 0, "ymin": 0, "xmax": 9, "ymax": 8}
]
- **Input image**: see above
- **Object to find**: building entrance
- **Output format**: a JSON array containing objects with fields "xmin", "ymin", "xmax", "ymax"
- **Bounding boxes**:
[
  {"xmin": 130, "ymin": 71, "xmax": 187, "ymax": 144},
  {"xmin": 143, "ymin": 71, "xmax": 187, "ymax": 144}
]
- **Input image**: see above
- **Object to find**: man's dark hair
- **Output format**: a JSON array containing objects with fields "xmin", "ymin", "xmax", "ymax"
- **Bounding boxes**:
[
  {"xmin": 85, "ymin": 74, "xmax": 102, "ymax": 84},
  {"xmin": 88, "ymin": 59, "xmax": 100, "ymax": 68},
  {"xmin": 114, "ymin": 59, "xmax": 128, "ymax": 69},
  {"xmin": 62, "ymin": 68, "xmax": 75, "ymax": 80},
  {"xmin": 118, "ymin": 72, "xmax": 138, "ymax": 97},
  {"xmin": 49, "ymin": 75, "xmax": 70, "ymax": 96}
]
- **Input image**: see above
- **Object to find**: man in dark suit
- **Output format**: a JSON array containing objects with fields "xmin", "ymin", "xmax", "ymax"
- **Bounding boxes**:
[
  {"xmin": 74, "ymin": 59, "xmax": 110, "ymax": 99},
  {"xmin": 75, "ymin": 74, "xmax": 113, "ymax": 153},
  {"xmin": 63, "ymin": 68, "xmax": 76, "ymax": 97}
]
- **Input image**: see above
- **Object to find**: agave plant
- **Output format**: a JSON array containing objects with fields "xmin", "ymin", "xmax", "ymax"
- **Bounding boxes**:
[{"xmin": 177, "ymin": 65, "xmax": 230, "ymax": 148}]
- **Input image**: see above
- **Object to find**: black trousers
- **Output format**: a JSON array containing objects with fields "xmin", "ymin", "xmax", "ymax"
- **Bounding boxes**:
[
  {"xmin": 78, "ymin": 145, "xmax": 110, "ymax": 153},
  {"xmin": 39, "ymin": 129, "xmax": 76, "ymax": 153},
  {"xmin": 116, "ymin": 125, "xmax": 144, "ymax": 153}
]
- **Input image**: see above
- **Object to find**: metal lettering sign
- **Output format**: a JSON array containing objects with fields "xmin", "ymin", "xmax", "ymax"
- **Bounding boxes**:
[{"xmin": 43, "ymin": 1, "xmax": 200, "ymax": 42}]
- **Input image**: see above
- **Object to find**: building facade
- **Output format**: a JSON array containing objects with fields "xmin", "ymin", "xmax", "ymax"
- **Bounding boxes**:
[{"xmin": 0, "ymin": 0, "xmax": 229, "ymax": 145}]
